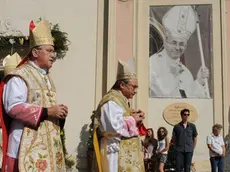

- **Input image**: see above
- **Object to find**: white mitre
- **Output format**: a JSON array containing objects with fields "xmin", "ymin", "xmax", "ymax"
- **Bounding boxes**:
[
  {"xmin": 116, "ymin": 58, "xmax": 137, "ymax": 81},
  {"xmin": 3, "ymin": 52, "xmax": 22, "ymax": 76},
  {"xmin": 162, "ymin": 5, "xmax": 197, "ymax": 40}
]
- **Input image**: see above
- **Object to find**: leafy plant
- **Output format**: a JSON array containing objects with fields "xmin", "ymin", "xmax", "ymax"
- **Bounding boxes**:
[{"xmin": 60, "ymin": 129, "xmax": 76, "ymax": 169}]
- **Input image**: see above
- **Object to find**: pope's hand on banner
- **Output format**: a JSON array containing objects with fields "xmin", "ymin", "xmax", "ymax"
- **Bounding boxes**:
[{"xmin": 196, "ymin": 66, "xmax": 209, "ymax": 86}]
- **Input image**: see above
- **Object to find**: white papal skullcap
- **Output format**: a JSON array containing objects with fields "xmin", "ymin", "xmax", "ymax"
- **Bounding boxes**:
[{"xmin": 162, "ymin": 6, "xmax": 197, "ymax": 40}]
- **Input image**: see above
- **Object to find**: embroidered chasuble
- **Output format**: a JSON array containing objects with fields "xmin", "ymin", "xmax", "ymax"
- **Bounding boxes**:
[
  {"xmin": 93, "ymin": 89, "xmax": 145, "ymax": 172},
  {"xmin": 2, "ymin": 62, "xmax": 66, "ymax": 172}
]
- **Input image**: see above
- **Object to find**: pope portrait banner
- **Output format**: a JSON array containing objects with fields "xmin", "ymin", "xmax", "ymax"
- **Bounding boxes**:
[{"xmin": 149, "ymin": 5, "xmax": 212, "ymax": 99}]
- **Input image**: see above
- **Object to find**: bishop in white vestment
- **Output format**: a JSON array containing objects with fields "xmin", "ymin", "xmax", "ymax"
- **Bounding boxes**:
[
  {"xmin": 93, "ymin": 60, "xmax": 146, "ymax": 172},
  {"xmin": 0, "ymin": 20, "xmax": 67, "ymax": 172}
]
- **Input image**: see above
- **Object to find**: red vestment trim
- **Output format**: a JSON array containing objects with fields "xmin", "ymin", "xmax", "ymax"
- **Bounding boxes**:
[
  {"xmin": 29, "ymin": 20, "xmax": 36, "ymax": 31},
  {"xmin": 5, "ymin": 155, "xmax": 19, "ymax": 172},
  {"xmin": 0, "ymin": 56, "xmax": 28, "ymax": 171},
  {"xmin": 17, "ymin": 56, "xmax": 28, "ymax": 67},
  {"xmin": 138, "ymin": 123, "xmax": 148, "ymax": 136},
  {"xmin": 0, "ymin": 81, "xmax": 12, "ymax": 172}
]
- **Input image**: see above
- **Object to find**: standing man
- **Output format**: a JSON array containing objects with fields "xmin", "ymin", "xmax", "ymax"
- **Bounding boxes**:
[
  {"xmin": 0, "ymin": 20, "xmax": 68, "ymax": 172},
  {"xmin": 149, "ymin": 6, "xmax": 209, "ymax": 98},
  {"xmin": 93, "ymin": 60, "xmax": 146, "ymax": 172},
  {"xmin": 172, "ymin": 108, "xmax": 198, "ymax": 172},
  {"xmin": 206, "ymin": 124, "xmax": 225, "ymax": 172}
]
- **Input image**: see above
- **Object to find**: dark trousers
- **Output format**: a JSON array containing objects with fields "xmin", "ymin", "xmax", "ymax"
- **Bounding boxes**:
[
  {"xmin": 210, "ymin": 156, "xmax": 224, "ymax": 172},
  {"xmin": 175, "ymin": 151, "xmax": 193, "ymax": 172}
]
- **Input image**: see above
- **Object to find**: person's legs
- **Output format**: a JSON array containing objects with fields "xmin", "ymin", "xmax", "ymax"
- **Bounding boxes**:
[
  {"xmin": 175, "ymin": 151, "xmax": 184, "ymax": 172},
  {"xmin": 158, "ymin": 154, "xmax": 167, "ymax": 172},
  {"xmin": 151, "ymin": 160, "xmax": 157, "ymax": 172},
  {"xmin": 184, "ymin": 152, "xmax": 193, "ymax": 172},
  {"xmin": 158, "ymin": 162, "xmax": 164, "ymax": 172},
  {"xmin": 210, "ymin": 157, "xmax": 218, "ymax": 172},
  {"xmin": 217, "ymin": 156, "xmax": 224, "ymax": 172},
  {"xmin": 144, "ymin": 159, "xmax": 148, "ymax": 171}
]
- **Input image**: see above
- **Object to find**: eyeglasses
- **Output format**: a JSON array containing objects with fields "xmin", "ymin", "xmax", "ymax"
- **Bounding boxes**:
[
  {"xmin": 36, "ymin": 47, "xmax": 57, "ymax": 58},
  {"xmin": 166, "ymin": 39, "xmax": 187, "ymax": 47},
  {"xmin": 126, "ymin": 83, "xmax": 138, "ymax": 89},
  {"xmin": 182, "ymin": 113, "xmax": 190, "ymax": 116}
]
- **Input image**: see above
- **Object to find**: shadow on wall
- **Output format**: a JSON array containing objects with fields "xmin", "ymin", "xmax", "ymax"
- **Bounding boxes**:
[
  {"xmin": 224, "ymin": 107, "xmax": 230, "ymax": 171},
  {"xmin": 76, "ymin": 124, "xmax": 89, "ymax": 171}
]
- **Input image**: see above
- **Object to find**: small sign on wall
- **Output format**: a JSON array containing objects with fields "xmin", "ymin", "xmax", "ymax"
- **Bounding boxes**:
[{"xmin": 163, "ymin": 102, "xmax": 198, "ymax": 126}]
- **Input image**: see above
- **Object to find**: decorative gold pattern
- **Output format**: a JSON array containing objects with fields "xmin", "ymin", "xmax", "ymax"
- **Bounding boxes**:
[
  {"xmin": 30, "ymin": 20, "xmax": 54, "ymax": 48},
  {"xmin": 8, "ymin": 63, "xmax": 65, "ymax": 172}
]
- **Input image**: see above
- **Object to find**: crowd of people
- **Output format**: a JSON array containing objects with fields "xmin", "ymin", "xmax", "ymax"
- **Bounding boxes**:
[
  {"xmin": 142, "ymin": 127, "xmax": 169, "ymax": 172},
  {"xmin": 142, "ymin": 113, "xmax": 225, "ymax": 172},
  {"xmin": 142, "ymin": 108, "xmax": 197, "ymax": 172}
]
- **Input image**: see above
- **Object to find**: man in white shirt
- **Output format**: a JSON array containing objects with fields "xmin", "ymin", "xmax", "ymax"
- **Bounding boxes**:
[
  {"xmin": 206, "ymin": 124, "xmax": 225, "ymax": 172},
  {"xmin": 93, "ymin": 60, "xmax": 146, "ymax": 172}
]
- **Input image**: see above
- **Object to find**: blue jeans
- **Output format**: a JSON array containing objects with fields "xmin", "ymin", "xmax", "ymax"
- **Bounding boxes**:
[
  {"xmin": 210, "ymin": 156, "xmax": 224, "ymax": 172},
  {"xmin": 175, "ymin": 151, "xmax": 193, "ymax": 172}
]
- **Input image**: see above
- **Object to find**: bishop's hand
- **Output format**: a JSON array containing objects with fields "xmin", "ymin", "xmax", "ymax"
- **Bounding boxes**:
[
  {"xmin": 131, "ymin": 109, "xmax": 145, "ymax": 123},
  {"xmin": 47, "ymin": 104, "xmax": 68, "ymax": 119}
]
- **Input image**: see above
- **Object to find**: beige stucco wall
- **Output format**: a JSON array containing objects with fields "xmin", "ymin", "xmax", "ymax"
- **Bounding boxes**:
[
  {"xmin": 51, "ymin": 1, "xmax": 98, "ymax": 170},
  {"xmin": 227, "ymin": 1, "xmax": 230, "ymax": 104}
]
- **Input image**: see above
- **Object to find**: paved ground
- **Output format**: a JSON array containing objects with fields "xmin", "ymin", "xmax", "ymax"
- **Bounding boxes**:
[{"xmin": 193, "ymin": 160, "xmax": 210, "ymax": 172}]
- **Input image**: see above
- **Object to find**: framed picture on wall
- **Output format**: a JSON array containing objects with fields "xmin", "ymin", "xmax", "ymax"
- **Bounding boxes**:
[
  {"xmin": 136, "ymin": 0, "xmax": 225, "ymax": 124},
  {"xmin": 149, "ymin": 5, "xmax": 213, "ymax": 99}
]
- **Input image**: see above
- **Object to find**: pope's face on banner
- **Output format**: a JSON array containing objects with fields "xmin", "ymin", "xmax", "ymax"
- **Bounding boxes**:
[
  {"xmin": 121, "ymin": 79, "xmax": 138, "ymax": 99},
  {"xmin": 164, "ymin": 34, "xmax": 187, "ymax": 60},
  {"xmin": 32, "ymin": 45, "xmax": 56, "ymax": 69}
]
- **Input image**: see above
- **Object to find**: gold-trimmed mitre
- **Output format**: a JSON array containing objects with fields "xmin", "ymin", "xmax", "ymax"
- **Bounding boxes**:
[
  {"xmin": 162, "ymin": 6, "xmax": 197, "ymax": 40},
  {"xmin": 116, "ymin": 60, "xmax": 137, "ymax": 81},
  {"xmin": 29, "ymin": 20, "xmax": 54, "ymax": 48},
  {"xmin": 3, "ymin": 52, "xmax": 22, "ymax": 76}
]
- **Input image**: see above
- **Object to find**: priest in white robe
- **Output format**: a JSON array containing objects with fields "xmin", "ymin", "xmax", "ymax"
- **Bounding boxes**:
[{"xmin": 93, "ymin": 60, "xmax": 146, "ymax": 172}]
